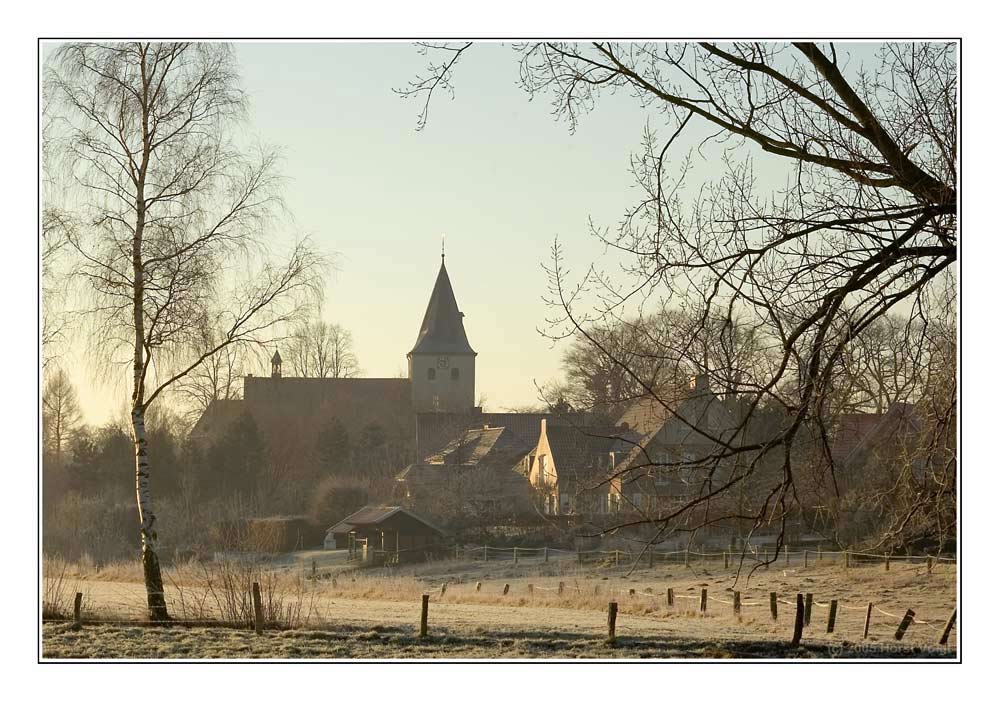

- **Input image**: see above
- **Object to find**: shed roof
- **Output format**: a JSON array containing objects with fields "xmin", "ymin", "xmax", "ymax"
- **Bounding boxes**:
[{"xmin": 327, "ymin": 505, "xmax": 444, "ymax": 535}]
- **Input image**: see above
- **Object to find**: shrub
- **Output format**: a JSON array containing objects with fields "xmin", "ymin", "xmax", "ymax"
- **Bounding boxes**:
[{"xmin": 308, "ymin": 476, "xmax": 367, "ymax": 528}]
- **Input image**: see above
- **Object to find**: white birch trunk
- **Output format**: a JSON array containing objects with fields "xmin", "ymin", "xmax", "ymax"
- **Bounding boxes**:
[{"xmin": 131, "ymin": 403, "xmax": 168, "ymax": 620}]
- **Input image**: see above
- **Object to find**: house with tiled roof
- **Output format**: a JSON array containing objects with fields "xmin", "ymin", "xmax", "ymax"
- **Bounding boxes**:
[
  {"xmin": 396, "ymin": 425, "xmax": 536, "ymax": 512},
  {"xmin": 527, "ymin": 419, "xmax": 631, "ymax": 515},
  {"xmin": 526, "ymin": 375, "xmax": 742, "ymax": 517}
]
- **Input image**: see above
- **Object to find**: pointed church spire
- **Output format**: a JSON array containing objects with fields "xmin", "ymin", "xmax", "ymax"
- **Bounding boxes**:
[{"xmin": 409, "ymin": 251, "xmax": 476, "ymax": 356}]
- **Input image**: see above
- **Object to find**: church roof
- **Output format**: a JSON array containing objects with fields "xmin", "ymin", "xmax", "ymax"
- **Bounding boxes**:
[{"xmin": 409, "ymin": 258, "xmax": 476, "ymax": 356}]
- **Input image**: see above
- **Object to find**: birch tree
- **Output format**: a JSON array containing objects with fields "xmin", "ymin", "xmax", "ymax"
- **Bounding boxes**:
[{"xmin": 46, "ymin": 42, "xmax": 325, "ymax": 619}]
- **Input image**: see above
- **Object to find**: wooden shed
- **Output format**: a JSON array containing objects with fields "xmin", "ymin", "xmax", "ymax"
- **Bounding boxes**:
[{"xmin": 325, "ymin": 505, "xmax": 446, "ymax": 565}]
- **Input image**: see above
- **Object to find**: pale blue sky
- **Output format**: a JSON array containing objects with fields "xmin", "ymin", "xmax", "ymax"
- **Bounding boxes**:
[
  {"xmin": 64, "ymin": 41, "xmax": 883, "ymax": 423},
  {"xmin": 233, "ymin": 42, "xmax": 650, "ymax": 411}
]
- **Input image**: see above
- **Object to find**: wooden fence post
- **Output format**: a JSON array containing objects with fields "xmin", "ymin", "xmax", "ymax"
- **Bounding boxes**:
[
  {"xmin": 440, "ymin": 582, "xmax": 448, "ymax": 597},
  {"xmin": 475, "ymin": 581, "xmax": 482, "ymax": 592},
  {"xmin": 885, "ymin": 553, "xmax": 890, "ymax": 571},
  {"xmin": 455, "ymin": 543, "xmax": 460, "ymax": 560},
  {"xmin": 544, "ymin": 546, "xmax": 548, "ymax": 563},
  {"xmin": 784, "ymin": 545, "xmax": 789, "ymax": 567},
  {"xmin": 614, "ymin": 550, "xmax": 620, "ymax": 567},
  {"xmin": 895, "ymin": 609, "xmax": 916, "ymax": 641},
  {"xmin": 73, "ymin": 592, "xmax": 83, "ymax": 629},
  {"xmin": 484, "ymin": 545, "xmax": 488, "ymax": 562},
  {"xmin": 819, "ymin": 549, "xmax": 823, "ymax": 562},
  {"xmin": 528, "ymin": 584, "xmax": 534, "ymax": 597},
  {"xmin": 827, "ymin": 600, "xmax": 838, "ymax": 633},
  {"xmin": 311, "ymin": 559, "xmax": 316, "ymax": 577},
  {"xmin": 700, "ymin": 588, "xmax": 707, "ymax": 613},
  {"xmin": 684, "ymin": 549, "xmax": 689, "ymax": 567},
  {"xmin": 578, "ymin": 550, "xmax": 583, "ymax": 566},
  {"xmin": 420, "ymin": 594, "xmax": 429, "ymax": 637},
  {"xmin": 791, "ymin": 593, "xmax": 804, "ymax": 645},
  {"xmin": 251, "ymin": 582, "xmax": 263, "ymax": 635},
  {"xmin": 804, "ymin": 550, "xmax": 809, "ymax": 569},
  {"xmin": 939, "ymin": 608, "xmax": 957, "ymax": 646},
  {"xmin": 770, "ymin": 592, "xmax": 778, "ymax": 621},
  {"xmin": 863, "ymin": 602, "xmax": 873, "ymax": 639},
  {"xmin": 503, "ymin": 583, "xmax": 510, "ymax": 596},
  {"xmin": 926, "ymin": 555, "xmax": 933, "ymax": 575},
  {"xmin": 724, "ymin": 550, "xmax": 729, "ymax": 569},
  {"xmin": 558, "ymin": 581, "xmax": 565, "ymax": 596},
  {"xmin": 607, "ymin": 601, "xmax": 618, "ymax": 645},
  {"xmin": 667, "ymin": 588, "xmax": 674, "ymax": 607},
  {"xmin": 513, "ymin": 547, "xmax": 519, "ymax": 565},
  {"xmin": 844, "ymin": 551, "xmax": 849, "ymax": 570},
  {"xmin": 804, "ymin": 593, "xmax": 813, "ymax": 626},
  {"xmin": 733, "ymin": 591, "xmax": 741, "ymax": 618}
]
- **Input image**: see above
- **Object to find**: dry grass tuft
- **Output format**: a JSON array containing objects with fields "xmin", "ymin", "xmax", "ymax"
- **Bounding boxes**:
[{"xmin": 42, "ymin": 558, "xmax": 73, "ymax": 620}]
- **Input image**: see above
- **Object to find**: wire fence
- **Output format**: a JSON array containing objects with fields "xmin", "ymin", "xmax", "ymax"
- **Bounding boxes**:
[{"xmin": 450, "ymin": 544, "xmax": 957, "ymax": 570}]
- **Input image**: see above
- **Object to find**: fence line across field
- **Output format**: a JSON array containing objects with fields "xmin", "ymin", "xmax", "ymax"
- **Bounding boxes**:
[
  {"xmin": 455, "ymin": 544, "xmax": 955, "ymax": 564},
  {"xmin": 52, "ymin": 582, "xmax": 957, "ymax": 652},
  {"xmin": 426, "ymin": 578, "xmax": 953, "ymax": 634}
]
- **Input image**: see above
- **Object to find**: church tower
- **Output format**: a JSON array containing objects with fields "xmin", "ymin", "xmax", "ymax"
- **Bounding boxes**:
[{"xmin": 408, "ymin": 250, "xmax": 476, "ymax": 413}]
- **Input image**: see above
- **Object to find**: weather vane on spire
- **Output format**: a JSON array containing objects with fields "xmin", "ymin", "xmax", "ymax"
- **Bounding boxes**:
[{"xmin": 441, "ymin": 233, "xmax": 446, "ymax": 262}]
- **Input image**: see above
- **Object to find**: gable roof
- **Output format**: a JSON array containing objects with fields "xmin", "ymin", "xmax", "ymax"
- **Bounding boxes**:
[
  {"xmin": 421, "ymin": 425, "xmax": 532, "ymax": 467},
  {"xmin": 327, "ymin": 505, "xmax": 444, "ymax": 535},
  {"xmin": 415, "ymin": 411, "xmax": 593, "ymax": 459},
  {"xmin": 409, "ymin": 259, "xmax": 476, "ymax": 356},
  {"xmin": 398, "ymin": 425, "xmax": 537, "ymax": 503},
  {"xmin": 616, "ymin": 383, "xmax": 738, "ymax": 444},
  {"xmin": 535, "ymin": 423, "xmax": 628, "ymax": 485},
  {"xmin": 607, "ymin": 384, "xmax": 742, "ymax": 479}
]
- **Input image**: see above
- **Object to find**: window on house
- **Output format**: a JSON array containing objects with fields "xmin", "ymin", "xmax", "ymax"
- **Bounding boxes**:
[
  {"xmin": 451, "ymin": 367, "xmax": 459, "ymax": 381},
  {"xmin": 560, "ymin": 493, "xmax": 571, "ymax": 512},
  {"xmin": 427, "ymin": 367, "xmax": 436, "ymax": 380}
]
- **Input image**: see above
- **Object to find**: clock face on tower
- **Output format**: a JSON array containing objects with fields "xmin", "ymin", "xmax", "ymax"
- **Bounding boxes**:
[{"xmin": 437, "ymin": 356, "xmax": 450, "ymax": 369}]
